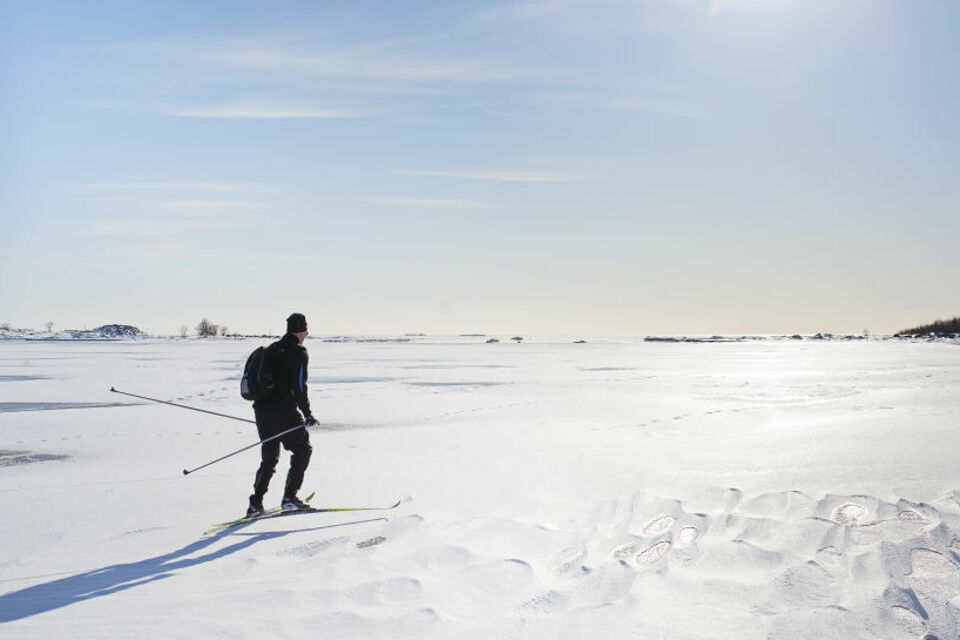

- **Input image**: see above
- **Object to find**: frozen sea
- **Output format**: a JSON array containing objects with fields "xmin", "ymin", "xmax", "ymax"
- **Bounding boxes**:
[{"xmin": 1, "ymin": 337, "xmax": 959, "ymax": 638}]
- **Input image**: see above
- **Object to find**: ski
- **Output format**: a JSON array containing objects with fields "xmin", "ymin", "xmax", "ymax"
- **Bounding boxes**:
[
  {"xmin": 205, "ymin": 489, "xmax": 319, "ymax": 535},
  {"xmin": 204, "ymin": 498, "xmax": 401, "ymax": 535}
]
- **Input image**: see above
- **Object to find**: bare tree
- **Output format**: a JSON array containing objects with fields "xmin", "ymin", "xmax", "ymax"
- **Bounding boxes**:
[
  {"xmin": 45, "ymin": 321, "xmax": 54, "ymax": 333},
  {"xmin": 196, "ymin": 318, "xmax": 219, "ymax": 337},
  {"xmin": 220, "ymin": 325, "xmax": 229, "ymax": 337},
  {"xmin": 180, "ymin": 325, "xmax": 189, "ymax": 338}
]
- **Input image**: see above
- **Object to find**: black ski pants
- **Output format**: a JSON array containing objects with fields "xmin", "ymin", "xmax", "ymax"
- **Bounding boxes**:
[{"xmin": 252, "ymin": 403, "xmax": 312, "ymax": 500}]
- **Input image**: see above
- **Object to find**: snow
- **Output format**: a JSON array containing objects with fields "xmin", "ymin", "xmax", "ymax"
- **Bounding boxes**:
[{"xmin": 1, "ymin": 338, "xmax": 959, "ymax": 638}]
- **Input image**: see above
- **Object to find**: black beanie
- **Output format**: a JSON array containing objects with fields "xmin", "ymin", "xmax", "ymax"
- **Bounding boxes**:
[{"xmin": 286, "ymin": 313, "xmax": 307, "ymax": 333}]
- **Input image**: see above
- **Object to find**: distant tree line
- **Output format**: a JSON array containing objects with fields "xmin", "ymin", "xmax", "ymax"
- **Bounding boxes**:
[
  {"xmin": 195, "ymin": 318, "xmax": 230, "ymax": 337},
  {"xmin": 895, "ymin": 316, "xmax": 960, "ymax": 337},
  {"xmin": 189, "ymin": 318, "xmax": 276, "ymax": 338}
]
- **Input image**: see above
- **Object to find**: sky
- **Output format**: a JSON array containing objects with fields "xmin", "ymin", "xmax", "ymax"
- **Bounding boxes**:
[{"xmin": 1, "ymin": 0, "xmax": 958, "ymax": 337}]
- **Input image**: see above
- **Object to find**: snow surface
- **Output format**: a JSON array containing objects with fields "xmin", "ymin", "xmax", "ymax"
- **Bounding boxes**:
[{"xmin": 1, "ymin": 338, "xmax": 959, "ymax": 638}]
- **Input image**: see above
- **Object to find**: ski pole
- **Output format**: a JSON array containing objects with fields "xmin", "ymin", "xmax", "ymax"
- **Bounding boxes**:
[
  {"xmin": 181, "ymin": 422, "xmax": 307, "ymax": 476},
  {"xmin": 109, "ymin": 387, "xmax": 308, "ymax": 476},
  {"xmin": 110, "ymin": 387, "xmax": 255, "ymax": 424}
]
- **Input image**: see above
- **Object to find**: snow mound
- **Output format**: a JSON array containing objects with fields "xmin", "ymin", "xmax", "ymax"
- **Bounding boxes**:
[
  {"xmin": 89, "ymin": 324, "xmax": 144, "ymax": 338},
  {"xmin": 0, "ymin": 324, "xmax": 144, "ymax": 340}
]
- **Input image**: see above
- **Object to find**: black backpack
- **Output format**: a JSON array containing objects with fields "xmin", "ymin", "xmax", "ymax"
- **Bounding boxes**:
[{"xmin": 240, "ymin": 343, "xmax": 277, "ymax": 401}]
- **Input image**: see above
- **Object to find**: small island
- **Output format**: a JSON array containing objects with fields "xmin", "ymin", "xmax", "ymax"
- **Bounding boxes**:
[{"xmin": 895, "ymin": 316, "xmax": 960, "ymax": 338}]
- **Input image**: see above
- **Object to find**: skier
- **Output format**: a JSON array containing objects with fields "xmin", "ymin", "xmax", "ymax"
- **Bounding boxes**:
[{"xmin": 246, "ymin": 312, "xmax": 319, "ymax": 516}]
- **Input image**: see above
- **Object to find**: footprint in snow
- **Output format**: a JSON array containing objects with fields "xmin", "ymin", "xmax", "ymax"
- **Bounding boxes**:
[
  {"xmin": 833, "ymin": 503, "xmax": 867, "ymax": 525},
  {"xmin": 611, "ymin": 542, "xmax": 638, "ymax": 562},
  {"xmin": 636, "ymin": 540, "xmax": 671, "ymax": 565},
  {"xmin": 677, "ymin": 526, "xmax": 699, "ymax": 547},
  {"xmin": 888, "ymin": 605, "xmax": 927, "ymax": 636},
  {"xmin": 642, "ymin": 515, "xmax": 677, "ymax": 537},
  {"xmin": 898, "ymin": 510, "xmax": 927, "ymax": 522},
  {"xmin": 552, "ymin": 547, "xmax": 586, "ymax": 575},
  {"xmin": 278, "ymin": 536, "xmax": 350, "ymax": 557},
  {"xmin": 357, "ymin": 536, "xmax": 386, "ymax": 549}
]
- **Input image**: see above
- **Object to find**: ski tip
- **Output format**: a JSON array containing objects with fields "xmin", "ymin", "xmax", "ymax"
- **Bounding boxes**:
[{"xmin": 110, "ymin": 386, "xmax": 116, "ymax": 392}]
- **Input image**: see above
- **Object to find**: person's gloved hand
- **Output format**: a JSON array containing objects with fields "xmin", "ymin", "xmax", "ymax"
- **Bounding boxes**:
[{"xmin": 304, "ymin": 415, "xmax": 319, "ymax": 427}]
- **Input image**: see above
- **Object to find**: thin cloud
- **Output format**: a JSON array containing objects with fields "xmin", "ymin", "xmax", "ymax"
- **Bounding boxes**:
[
  {"xmin": 85, "ymin": 217, "xmax": 224, "ymax": 238},
  {"xmin": 76, "ymin": 242, "xmax": 240, "ymax": 273},
  {"xmin": 85, "ymin": 211, "xmax": 262, "ymax": 238},
  {"xmin": 78, "ymin": 182, "xmax": 264, "ymax": 193},
  {"xmin": 190, "ymin": 38, "xmax": 532, "ymax": 84},
  {"xmin": 151, "ymin": 199, "xmax": 270, "ymax": 213},
  {"xmin": 173, "ymin": 103, "xmax": 368, "ymax": 119},
  {"xmin": 118, "ymin": 34, "xmax": 537, "ymax": 88},
  {"xmin": 361, "ymin": 197, "xmax": 495, "ymax": 209},
  {"xmin": 488, "ymin": 0, "xmax": 597, "ymax": 19},
  {"xmin": 542, "ymin": 92, "xmax": 699, "ymax": 117},
  {"xmin": 102, "ymin": 33, "xmax": 550, "ymax": 121},
  {"xmin": 393, "ymin": 169, "xmax": 585, "ymax": 183},
  {"xmin": 83, "ymin": 189, "xmax": 273, "ymax": 238},
  {"xmin": 486, "ymin": 0, "xmax": 705, "ymax": 31}
]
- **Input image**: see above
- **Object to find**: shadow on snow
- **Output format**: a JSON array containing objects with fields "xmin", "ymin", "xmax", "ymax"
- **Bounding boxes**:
[{"xmin": 0, "ymin": 518, "xmax": 384, "ymax": 623}]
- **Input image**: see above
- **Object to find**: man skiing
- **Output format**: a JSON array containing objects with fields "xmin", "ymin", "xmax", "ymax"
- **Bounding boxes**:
[{"xmin": 246, "ymin": 312, "xmax": 319, "ymax": 516}]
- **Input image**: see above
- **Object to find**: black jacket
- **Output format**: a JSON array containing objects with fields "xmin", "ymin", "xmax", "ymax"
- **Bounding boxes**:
[{"xmin": 254, "ymin": 332, "xmax": 312, "ymax": 420}]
